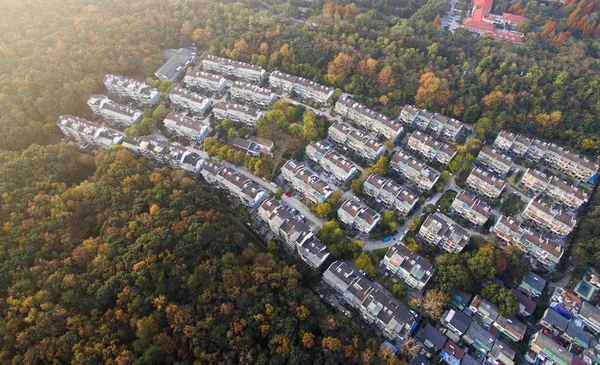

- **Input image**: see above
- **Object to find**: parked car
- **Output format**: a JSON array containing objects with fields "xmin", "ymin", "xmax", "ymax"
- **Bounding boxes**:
[{"xmin": 285, "ymin": 191, "xmax": 292, "ymax": 197}]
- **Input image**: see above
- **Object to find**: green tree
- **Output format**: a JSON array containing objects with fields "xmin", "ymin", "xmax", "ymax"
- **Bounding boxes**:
[
  {"xmin": 366, "ymin": 156, "xmax": 387, "ymax": 177},
  {"xmin": 481, "ymin": 284, "xmax": 520, "ymax": 317},
  {"xmin": 355, "ymin": 253, "xmax": 378, "ymax": 278},
  {"xmin": 467, "ymin": 252, "xmax": 496, "ymax": 283},
  {"xmin": 350, "ymin": 178, "xmax": 364, "ymax": 195}
]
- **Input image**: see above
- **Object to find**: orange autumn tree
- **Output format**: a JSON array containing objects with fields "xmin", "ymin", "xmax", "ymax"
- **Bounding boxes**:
[{"xmin": 415, "ymin": 72, "xmax": 450, "ymax": 110}]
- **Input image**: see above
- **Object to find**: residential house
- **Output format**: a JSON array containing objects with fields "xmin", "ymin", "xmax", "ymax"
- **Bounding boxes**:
[
  {"xmin": 466, "ymin": 167, "xmax": 507, "ymax": 199},
  {"xmin": 163, "ymin": 111, "xmax": 209, "ymax": 142},
  {"xmin": 399, "ymin": 105, "xmax": 464, "ymax": 141},
  {"xmin": 522, "ymin": 198, "xmax": 577, "ymax": 237},
  {"xmin": 58, "ymin": 115, "xmax": 104, "ymax": 148},
  {"xmin": 462, "ymin": 322, "xmax": 496, "ymax": 355},
  {"xmin": 291, "ymin": 77, "xmax": 334, "ymax": 105},
  {"xmin": 491, "ymin": 215, "xmax": 564, "ymax": 270},
  {"xmin": 169, "ymin": 87, "xmax": 212, "ymax": 115},
  {"xmin": 334, "ymin": 96, "xmax": 403, "ymax": 141},
  {"xmin": 199, "ymin": 163, "xmax": 266, "ymax": 208},
  {"xmin": 183, "ymin": 70, "xmax": 227, "ymax": 93},
  {"xmin": 489, "ymin": 340, "xmax": 516, "ymax": 365},
  {"xmin": 381, "ymin": 243, "xmax": 434, "ymax": 291},
  {"xmin": 520, "ymin": 168, "xmax": 551, "ymax": 195},
  {"xmin": 268, "ymin": 71, "xmax": 297, "ymax": 94},
  {"xmin": 229, "ymin": 81, "xmax": 277, "ymax": 108},
  {"xmin": 441, "ymin": 309, "xmax": 472, "ymax": 337},
  {"xmin": 328, "ymin": 122, "xmax": 385, "ymax": 161},
  {"xmin": 417, "ymin": 213, "xmax": 471, "ymax": 254},
  {"xmin": 247, "ymin": 136, "xmax": 274, "ymax": 155},
  {"xmin": 258, "ymin": 198, "xmax": 330, "ymax": 269},
  {"xmin": 305, "ymin": 141, "xmax": 359, "ymax": 184},
  {"xmin": 389, "ymin": 151, "xmax": 441, "ymax": 191},
  {"xmin": 411, "ymin": 355, "xmax": 431, "ymax": 365},
  {"xmin": 281, "ymin": 160, "xmax": 333, "ymax": 203},
  {"xmin": 526, "ymin": 139, "xmax": 550, "ymax": 163},
  {"xmin": 469, "ymin": 295, "xmax": 500, "ymax": 326},
  {"xmin": 493, "ymin": 315, "xmax": 526, "ymax": 342},
  {"xmin": 94, "ymin": 128, "xmax": 126, "ymax": 150},
  {"xmin": 527, "ymin": 331, "xmax": 573, "ymax": 365},
  {"xmin": 121, "ymin": 136, "xmax": 203, "ymax": 173},
  {"xmin": 155, "ymin": 46, "xmax": 197, "ymax": 82},
  {"xmin": 407, "ymin": 131, "xmax": 457, "ymax": 165},
  {"xmin": 87, "ymin": 95, "xmax": 143, "ymax": 127},
  {"xmin": 451, "ymin": 290, "xmax": 473, "ymax": 311},
  {"xmin": 398, "ymin": 105, "xmax": 420, "ymax": 124},
  {"xmin": 201, "ymin": 55, "xmax": 266, "ymax": 84},
  {"xmin": 493, "ymin": 130, "xmax": 518, "ymax": 152},
  {"xmin": 564, "ymin": 322, "xmax": 592, "ymax": 349},
  {"xmin": 363, "ymin": 174, "xmax": 418, "ymax": 216},
  {"xmin": 461, "ymin": 0, "xmax": 528, "ymax": 44},
  {"xmin": 477, "ymin": 145, "xmax": 514, "ymax": 176},
  {"xmin": 543, "ymin": 144, "xmax": 599, "ymax": 182},
  {"xmin": 418, "ymin": 324, "xmax": 448, "ymax": 354},
  {"xmin": 450, "ymin": 190, "xmax": 492, "ymax": 226},
  {"xmin": 440, "ymin": 340, "xmax": 465, "ymax": 365},
  {"xmin": 519, "ymin": 272, "xmax": 547, "ymax": 298},
  {"xmin": 211, "ymin": 102, "xmax": 262, "ymax": 127},
  {"xmin": 577, "ymin": 301, "xmax": 600, "ymax": 335},
  {"xmin": 512, "ymin": 289, "xmax": 536, "ymax": 317},
  {"xmin": 520, "ymin": 169, "xmax": 588, "ymax": 209},
  {"xmin": 230, "ymin": 138, "xmax": 261, "ymax": 157},
  {"xmin": 323, "ymin": 261, "xmax": 417, "ymax": 343},
  {"xmin": 103, "ymin": 74, "xmax": 159, "ymax": 106},
  {"xmin": 337, "ymin": 199, "xmax": 381, "ymax": 234},
  {"xmin": 539, "ymin": 308, "xmax": 569, "ymax": 334}
]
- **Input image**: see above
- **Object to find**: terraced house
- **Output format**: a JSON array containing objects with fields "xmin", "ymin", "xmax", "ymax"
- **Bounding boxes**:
[
  {"xmin": 363, "ymin": 174, "xmax": 418, "ymax": 216},
  {"xmin": 103, "ymin": 74, "xmax": 159, "ymax": 106},
  {"xmin": 229, "ymin": 81, "xmax": 277, "ymax": 108},
  {"xmin": 465, "ymin": 167, "xmax": 507, "ymax": 199},
  {"xmin": 334, "ymin": 96, "xmax": 403, "ymax": 141},
  {"xmin": 476, "ymin": 145, "xmax": 514, "ymax": 176},
  {"xmin": 280, "ymin": 160, "xmax": 333, "ymax": 203},
  {"xmin": 58, "ymin": 115, "xmax": 123, "ymax": 149},
  {"xmin": 450, "ymin": 190, "xmax": 492, "ymax": 226},
  {"xmin": 201, "ymin": 55, "xmax": 266, "ymax": 83},
  {"xmin": 199, "ymin": 163, "xmax": 265, "ymax": 208},
  {"xmin": 211, "ymin": 102, "xmax": 262, "ymax": 127},
  {"xmin": 521, "ymin": 168, "xmax": 589, "ymax": 210},
  {"xmin": 269, "ymin": 71, "xmax": 334, "ymax": 105},
  {"xmin": 305, "ymin": 141, "xmax": 359, "ymax": 184},
  {"xmin": 337, "ymin": 199, "xmax": 381, "ymax": 234},
  {"xmin": 417, "ymin": 213, "xmax": 471, "ymax": 254},
  {"xmin": 381, "ymin": 243, "xmax": 434, "ymax": 291},
  {"xmin": 399, "ymin": 105, "xmax": 464, "ymax": 141},
  {"xmin": 168, "ymin": 87, "xmax": 212, "ymax": 115},
  {"xmin": 323, "ymin": 261, "xmax": 417, "ymax": 344},
  {"xmin": 493, "ymin": 315, "xmax": 526, "ymax": 342},
  {"xmin": 389, "ymin": 151, "xmax": 441, "ymax": 191},
  {"xmin": 522, "ymin": 198, "xmax": 577, "ymax": 237},
  {"xmin": 493, "ymin": 130, "xmax": 533, "ymax": 157},
  {"xmin": 328, "ymin": 122, "xmax": 384, "ymax": 161},
  {"xmin": 407, "ymin": 131, "xmax": 457, "ymax": 165},
  {"xmin": 183, "ymin": 70, "xmax": 227, "ymax": 93},
  {"xmin": 87, "ymin": 95, "xmax": 143, "ymax": 127},
  {"xmin": 122, "ymin": 136, "xmax": 204, "ymax": 173},
  {"xmin": 162, "ymin": 111, "xmax": 209, "ymax": 142},
  {"xmin": 491, "ymin": 215, "xmax": 564, "ymax": 270},
  {"xmin": 258, "ymin": 198, "xmax": 330, "ymax": 269}
]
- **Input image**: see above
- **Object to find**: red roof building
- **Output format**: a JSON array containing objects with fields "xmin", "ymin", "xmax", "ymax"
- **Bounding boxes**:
[{"xmin": 461, "ymin": 0, "xmax": 528, "ymax": 44}]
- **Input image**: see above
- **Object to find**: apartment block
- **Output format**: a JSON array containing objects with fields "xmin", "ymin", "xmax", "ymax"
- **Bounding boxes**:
[
  {"xmin": 477, "ymin": 145, "xmax": 514, "ymax": 176},
  {"xmin": 407, "ymin": 131, "xmax": 457, "ymax": 165},
  {"xmin": 211, "ymin": 102, "xmax": 262, "ymax": 127},
  {"xmin": 229, "ymin": 81, "xmax": 277, "ymax": 108},
  {"xmin": 199, "ymin": 162, "xmax": 265, "ymax": 208},
  {"xmin": 491, "ymin": 215, "xmax": 564, "ymax": 270},
  {"xmin": 417, "ymin": 213, "xmax": 471, "ymax": 254},
  {"xmin": 334, "ymin": 96, "xmax": 403, "ymax": 141},
  {"xmin": 381, "ymin": 243, "xmax": 434, "ymax": 291},
  {"xmin": 163, "ymin": 111, "xmax": 209, "ymax": 142},
  {"xmin": 578, "ymin": 301, "xmax": 600, "ymax": 335},
  {"xmin": 183, "ymin": 70, "xmax": 227, "ymax": 93},
  {"xmin": 87, "ymin": 95, "xmax": 143, "ymax": 126},
  {"xmin": 494, "ymin": 130, "xmax": 599, "ymax": 181},
  {"xmin": 269, "ymin": 71, "xmax": 334, "ymax": 104},
  {"xmin": 281, "ymin": 160, "xmax": 333, "ymax": 203},
  {"xmin": 103, "ymin": 74, "xmax": 159, "ymax": 106},
  {"xmin": 337, "ymin": 199, "xmax": 381, "ymax": 234},
  {"xmin": 201, "ymin": 55, "xmax": 266, "ymax": 84},
  {"xmin": 520, "ymin": 168, "xmax": 551, "ymax": 194},
  {"xmin": 168, "ymin": 87, "xmax": 212, "ymax": 115},
  {"xmin": 58, "ymin": 115, "xmax": 110, "ymax": 149},
  {"xmin": 450, "ymin": 190, "xmax": 492, "ymax": 226},
  {"xmin": 258, "ymin": 198, "xmax": 330, "ymax": 269},
  {"xmin": 399, "ymin": 105, "xmax": 464, "ymax": 141},
  {"xmin": 328, "ymin": 122, "xmax": 384, "ymax": 161},
  {"xmin": 389, "ymin": 151, "xmax": 441, "ymax": 191},
  {"xmin": 323, "ymin": 261, "xmax": 417, "ymax": 343},
  {"xmin": 363, "ymin": 174, "xmax": 418, "ymax": 216},
  {"xmin": 546, "ymin": 176, "xmax": 588, "ymax": 210},
  {"xmin": 306, "ymin": 142, "xmax": 359, "ymax": 184},
  {"xmin": 465, "ymin": 167, "xmax": 507, "ymax": 199},
  {"xmin": 522, "ymin": 198, "xmax": 576, "ymax": 237},
  {"xmin": 121, "ymin": 136, "xmax": 204, "ymax": 173}
]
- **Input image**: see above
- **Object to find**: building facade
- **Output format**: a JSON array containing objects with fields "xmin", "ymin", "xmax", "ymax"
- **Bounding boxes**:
[
  {"xmin": 169, "ymin": 87, "xmax": 212, "ymax": 115},
  {"xmin": 407, "ymin": 131, "xmax": 457, "ymax": 165},
  {"xmin": 87, "ymin": 95, "xmax": 143, "ymax": 126},
  {"xmin": 450, "ymin": 190, "xmax": 492, "ymax": 226},
  {"xmin": 184, "ymin": 70, "xmax": 227, "ymax": 93},
  {"xmin": 417, "ymin": 213, "xmax": 471, "ymax": 254},
  {"xmin": 363, "ymin": 174, "xmax": 418, "ymax": 216},
  {"xmin": 337, "ymin": 199, "xmax": 381, "ymax": 234},
  {"xmin": 334, "ymin": 96, "xmax": 403, "ymax": 141},
  {"xmin": 465, "ymin": 167, "xmax": 507, "ymax": 199},
  {"xmin": 389, "ymin": 151, "xmax": 441, "ymax": 191},
  {"xmin": 281, "ymin": 160, "xmax": 333, "ymax": 203},
  {"xmin": 163, "ymin": 111, "xmax": 209, "ymax": 142},
  {"xmin": 229, "ymin": 81, "xmax": 277, "ymax": 108},
  {"xmin": 381, "ymin": 243, "xmax": 434, "ymax": 291},
  {"xmin": 202, "ymin": 55, "xmax": 266, "ymax": 84},
  {"xmin": 103, "ymin": 74, "xmax": 159, "ymax": 106},
  {"xmin": 211, "ymin": 102, "xmax": 262, "ymax": 127}
]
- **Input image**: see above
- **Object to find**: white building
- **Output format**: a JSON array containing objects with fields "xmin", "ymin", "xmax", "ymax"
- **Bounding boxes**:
[
  {"xmin": 57, "ymin": 115, "xmax": 124, "ymax": 149},
  {"xmin": 169, "ymin": 87, "xmax": 212, "ymax": 115},
  {"xmin": 162, "ymin": 111, "xmax": 209, "ymax": 142},
  {"xmin": 450, "ymin": 190, "xmax": 492, "ymax": 226},
  {"xmin": 521, "ymin": 198, "xmax": 577, "ymax": 237},
  {"xmin": 381, "ymin": 243, "xmax": 434, "ymax": 291},
  {"xmin": 389, "ymin": 151, "xmax": 440, "ymax": 191},
  {"xmin": 199, "ymin": 162, "xmax": 266, "ymax": 208},
  {"xmin": 229, "ymin": 81, "xmax": 277, "ymax": 108},
  {"xmin": 417, "ymin": 213, "xmax": 471, "ymax": 253},
  {"xmin": 211, "ymin": 102, "xmax": 262, "ymax": 127},
  {"xmin": 337, "ymin": 199, "xmax": 381, "ymax": 234},
  {"xmin": 201, "ymin": 55, "xmax": 266, "ymax": 84},
  {"xmin": 334, "ymin": 96, "xmax": 403, "ymax": 141},
  {"xmin": 281, "ymin": 160, "xmax": 333, "ymax": 203},
  {"xmin": 305, "ymin": 141, "xmax": 359, "ymax": 184},
  {"xmin": 465, "ymin": 167, "xmax": 506, "ymax": 200},
  {"xmin": 87, "ymin": 95, "xmax": 143, "ymax": 127},
  {"xmin": 103, "ymin": 74, "xmax": 159, "ymax": 106},
  {"xmin": 407, "ymin": 131, "xmax": 457, "ymax": 165},
  {"xmin": 184, "ymin": 69, "xmax": 227, "ymax": 93},
  {"xmin": 477, "ymin": 146, "xmax": 514, "ymax": 176},
  {"xmin": 399, "ymin": 105, "xmax": 464, "ymax": 141},
  {"xmin": 363, "ymin": 174, "xmax": 417, "ymax": 216},
  {"xmin": 328, "ymin": 122, "xmax": 385, "ymax": 161}
]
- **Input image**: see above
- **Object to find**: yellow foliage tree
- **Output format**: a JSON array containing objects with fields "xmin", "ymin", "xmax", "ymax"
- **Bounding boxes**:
[
  {"xmin": 328, "ymin": 52, "xmax": 354, "ymax": 77},
  {"xmin": 378, "ymin": 66, "xmax": 396, "ymax": 88},
  {"xmin": 415, "ymin": 72, "xmax": 450, "ymax": 109}
]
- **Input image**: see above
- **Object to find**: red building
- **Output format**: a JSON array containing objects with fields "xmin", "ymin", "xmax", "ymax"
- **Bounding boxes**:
[{"xmin": 461, "ymin": 0, "xmax": 529, "ymax": 44}]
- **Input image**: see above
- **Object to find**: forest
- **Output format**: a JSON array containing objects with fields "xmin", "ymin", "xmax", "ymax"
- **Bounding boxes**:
[{"xmin": 0, "ymin": 144, "xmax": 406, "ymax": 364}]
